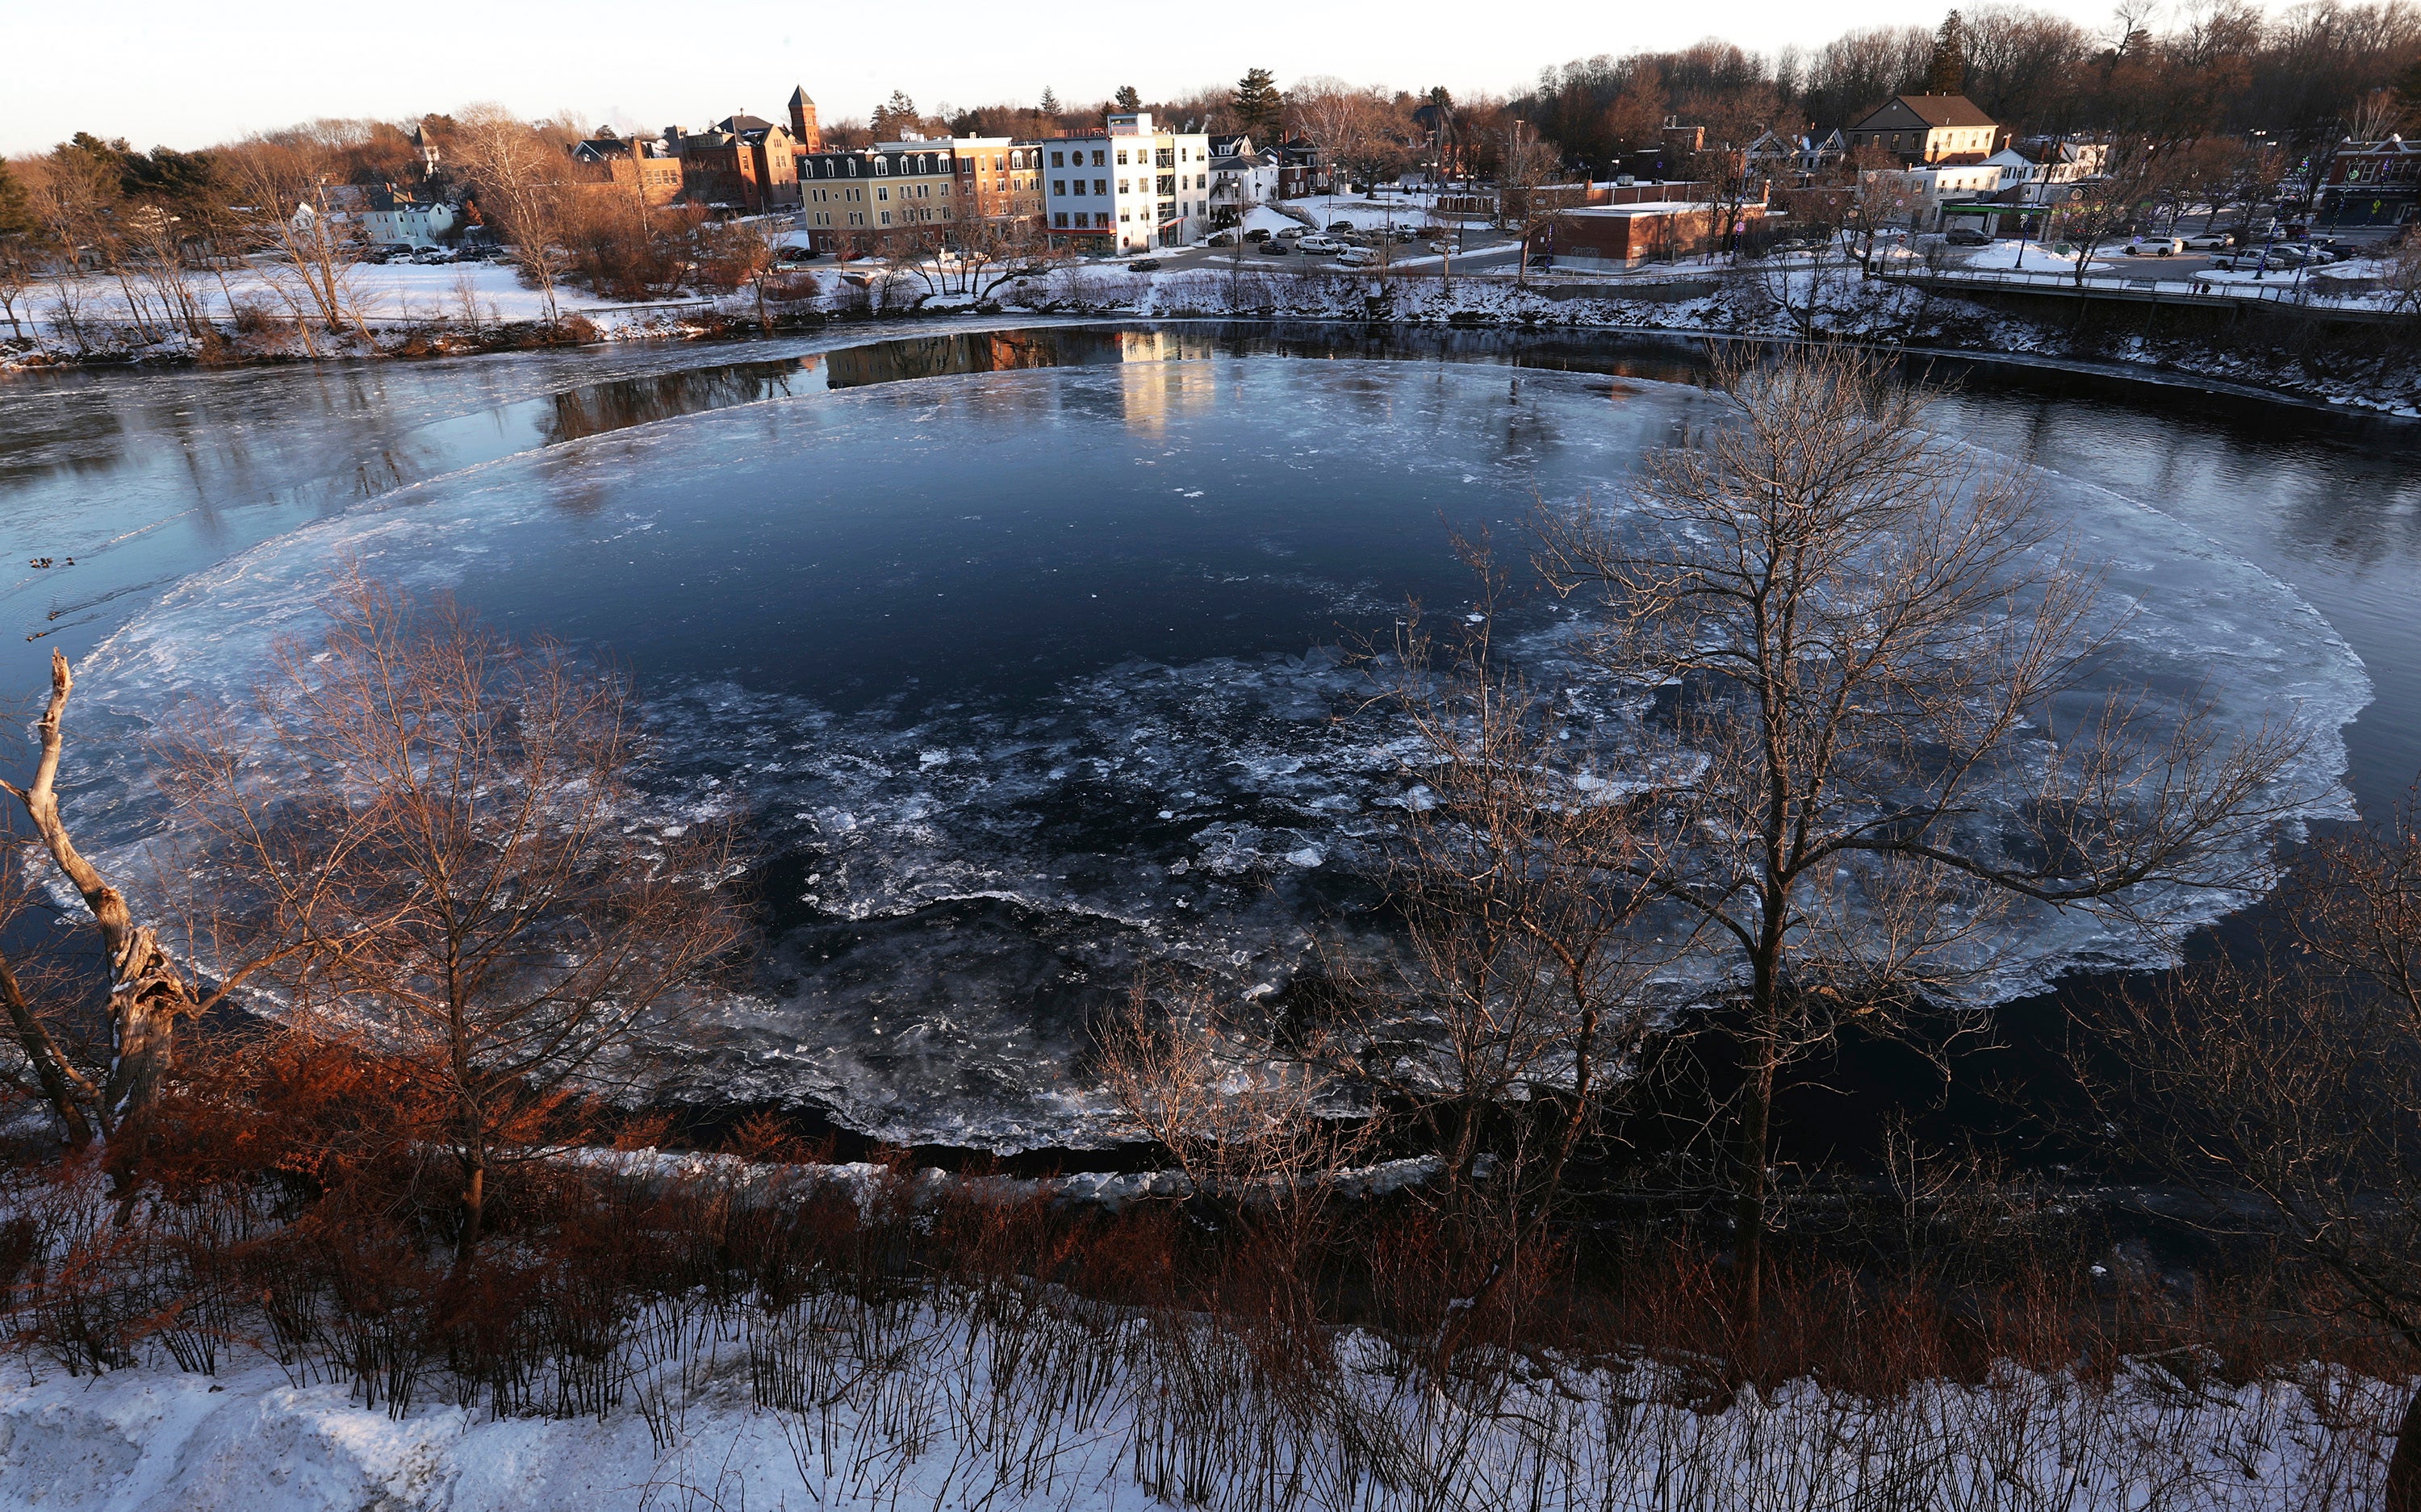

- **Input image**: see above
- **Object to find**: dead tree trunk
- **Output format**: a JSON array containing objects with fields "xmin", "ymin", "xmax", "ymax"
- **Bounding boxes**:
[
  {"xmin": 2390, "ymin": 1385, "xmax": 2421, "ymax": 1512},
  {"xmin": 1, "ymin": 650, "xmax": 199, "ymax": 1134},
  {"xmin": 0, "ymin": 946, "xmax": 97, "ymax": 1146}
]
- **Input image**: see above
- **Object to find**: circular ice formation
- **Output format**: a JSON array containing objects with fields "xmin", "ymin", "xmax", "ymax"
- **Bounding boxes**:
[{"xmin": 74, "ymin": 359, "xmax": 2369, "ymax": 1150}]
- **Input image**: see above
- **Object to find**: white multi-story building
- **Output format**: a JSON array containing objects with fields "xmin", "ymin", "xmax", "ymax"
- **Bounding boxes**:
[
  {"xmin": 1864, "ymin": 162, "xmax": 2005, "ymax": 229},
  {"xmin": 1040, "ymin": 112, "xmax": 1213, "ymax": 253}
]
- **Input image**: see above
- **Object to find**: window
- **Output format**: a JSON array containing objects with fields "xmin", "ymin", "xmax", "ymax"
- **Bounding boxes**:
[
  {"xmin": 1119, "ymin": 178, "xmax": 1129, "ymax": 194},
  {"xmin": 1055, "ymin": 211, "xmax": 1068, "ymax": 228},
  {"xmin": 1195, "ymin": 173, "xmax": 1206, "ymax": 188},
  {"xmin": 1073, "ymin": 180, "xmax": 1085, "ymax": 196},
  {"xmin": 878, "ymin": 186, "xmax": 889, "ymax": 200},
  {"xmin": 1052, "ymin": 179, "xmax": 1065, "ymax": 195},
  {"xmin": 1095, "ymin": 178, "xmax": 1106, "ymax": 194},
  {"xmin": 1052, "ymin": 152, "xmax": 1064, "ymax": 167},
  {"xmin": 1091, "ymin": 150, "xmax": 1106, "ymax": 166},
  {"xmin": 1116, "ymin": 150, "xmax": 1128, "ymax": 165}
]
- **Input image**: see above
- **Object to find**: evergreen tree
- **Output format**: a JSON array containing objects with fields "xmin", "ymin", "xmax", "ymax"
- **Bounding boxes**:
[
  {"xmin": 1039, "ymin": 86, "xmax": 1062, "ymax": 116},
  {"xmin": 1232, "ymin": 68, "xmax": 1283, "ymax": 138},
  {"xmin": 1927, "ymin": 10, "xmax": 1968, "ymax": 94},
  {"xmin": 1114, "ymin": 84, "xmax": 1143, "ymax": 113},
  {"xmin": 872, "ymin": 91, "xmax": 920, "ymax": 139}
]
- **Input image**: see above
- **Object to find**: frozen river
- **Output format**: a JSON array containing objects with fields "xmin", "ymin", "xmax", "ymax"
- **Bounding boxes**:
[{"xmin": 1, "ymin": 324, "xmax": 2411, "ymax": 1149}]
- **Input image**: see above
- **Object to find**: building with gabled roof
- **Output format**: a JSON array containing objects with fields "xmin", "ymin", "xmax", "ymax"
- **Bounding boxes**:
[{"xmin": 1844, "ymin": 95, "xmax": 2002, "ymax": 166}]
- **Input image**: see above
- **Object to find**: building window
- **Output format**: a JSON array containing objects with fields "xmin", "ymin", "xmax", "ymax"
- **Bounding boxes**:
[
  {"xmin": 878, "ymin": 186, "xmax": 889, "ymax": 200},
  {"xmin": 1055, "ymin": 212, "xmax": 1068, "ymax": 228},
  {"xmin": 1052, "ymin": 152, "xmax": 1064, "ymax": 167},
  {"xmin": 1119, "ymin": 178, "xmax": 1129, "ymax": 194},
  {"xmin": 1092, "ymin": 150, "xmax": 1106, "ymax": 166},
  {"xmin": 1095, "ymin": 178, "xmax": 1107, "ymax": 194},
  {"xmin": 1053, "ymin": 179, "xmax": 1065, "ymax": 195}
]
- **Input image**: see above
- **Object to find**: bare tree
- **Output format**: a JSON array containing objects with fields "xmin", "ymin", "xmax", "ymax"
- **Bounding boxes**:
[
  {"xmin": 2049, "ymin": 140, "xmax": 2176, "ymax": 287},
  {"xmin": 1843, "ymin": 143, "xmax": 1920, "ymax": 274},
  {"xmin": 1098, "ymin": 972, "xmax": 1369, "ymax": 1298},
  {"xmin": 695, "ymin": 216, "xmax": 785, "ymax": 330},
  {"xmin": 154, "ymin": 576, "xmax": 747, "ymax": 1256},
  {"xmin": 2089, "ymin": 801, "xmax": 2421, "ymax": 1509},
  {"xmin": 222, "ymin": 137, "xmax": 370, "ymax": 345},
  {"xmin": 451, "ymin": 107, "xmax": 576, "ymax": 329},
  {"xmin": 1532, "ymin": 344, "xmax": 2310, "ymax": 1343},
  {"xmin": 1319, "ymin": 562, "xmax": 1665, "ymax": 1355},
  {"xmin": 890, "ymin": 216, "xmax": 1064, "ymax": 305}
]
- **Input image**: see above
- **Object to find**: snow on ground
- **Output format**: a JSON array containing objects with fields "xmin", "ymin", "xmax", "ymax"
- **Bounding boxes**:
[
  {"xmin": 0, "ymin": 1337, "xmax": 2402, "ymax": 1511},
  {"xmin": 1951, "ymin": 238, "xmax": 2091, "ymax": 272},
  {"xmin": 14, "ymin": 259, "xmax": 713, "ymax": 351},
  {"xmin": 1288, "ymin": 193, "xmax": 1437, "ymax": 232},
  {"xmin": 1236, "ymin": 204, "xmax": 1309, "ymax": 237}
]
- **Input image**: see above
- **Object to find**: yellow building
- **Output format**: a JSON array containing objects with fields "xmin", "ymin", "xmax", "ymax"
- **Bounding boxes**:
[{"xmin": 799, "ymin": 145, "xmax": 961, "ymax": 253}]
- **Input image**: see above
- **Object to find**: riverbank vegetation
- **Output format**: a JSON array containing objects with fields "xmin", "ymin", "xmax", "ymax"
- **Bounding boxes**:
[{"xmin": 2, "ymin": 348, "xmax": 2418, "ymax": 1508}]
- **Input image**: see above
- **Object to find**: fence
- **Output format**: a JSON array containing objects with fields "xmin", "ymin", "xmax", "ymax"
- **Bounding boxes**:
[{"xmin": 1876, "ymin": 263, "xmax": 2411, "ymax": 322}]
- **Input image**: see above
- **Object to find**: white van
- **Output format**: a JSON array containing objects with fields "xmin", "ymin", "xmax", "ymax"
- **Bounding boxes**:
[{"xmin": 1336, "ymin": 246, "xmax": 1377, "ymax": 267}]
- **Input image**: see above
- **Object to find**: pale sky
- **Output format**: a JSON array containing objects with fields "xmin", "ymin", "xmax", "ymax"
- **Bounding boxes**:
[{"xmin": 4, "ymin": 0, "xmax": 2147, "ymax": 157}]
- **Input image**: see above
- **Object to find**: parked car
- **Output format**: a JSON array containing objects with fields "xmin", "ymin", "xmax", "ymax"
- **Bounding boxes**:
[
  {"xmin": 1244, "ymin": 228, "xmax": 1271, "ymax": 243},
  {"xmin": 777, "ymin": 246, "xmax": 822, "ymax": 263},
  {"xmin": 1943, "ymin": 228, "xmax": 1991, "ymax": 246},
  {"xmin": 409, "ymin": 248, "xmax": 453, "ymax": 264},
  {"xmin": 1335, "ymin": 246, "xmax": 1377, "ymax": 267},
  {"xmin": 363, "ymin": 243, "xmax": 416, "ymax": 264},
  {"xmin": 1261, "ymin": 239, "xmax": 1293, "ymax": 255},
  {"xmin": 1762, "ymin": 238, "xmax": 1817, "ymax": 257},
  {"xmin": 1327, "ymin": 220, "xmax": 1355, "ymax": 234},
  {"xmin": 2130, "ymin": 236, "xmax": 2186, "ymax": 256},
  {"xmin": 1204, "ymin": 231, "xmax": 1237, "ymax": 246},
  {"xmin": 2183, "ymin": 232, "xmax": 2233, "ymax": 251},
  {"xmin": 1297, "ymin": 234, "xmax": 1344, "ymax": 253},
  {"xmin": 1129, "ymin": 257, "xmax": 1162, "ymax": 271},
  {"xmin": 1390, "ymin": 228, "xmax": 1420, "ymax": 243},
  {"xmin": 2275, "ymin": 243, "xmax": 2333, "ymax": 262}
]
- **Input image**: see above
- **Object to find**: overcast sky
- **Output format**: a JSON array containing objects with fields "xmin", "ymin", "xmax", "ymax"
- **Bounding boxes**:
[{"xmin": 5, "ymin": 0, "xmax": 2149, "ymax": 157}]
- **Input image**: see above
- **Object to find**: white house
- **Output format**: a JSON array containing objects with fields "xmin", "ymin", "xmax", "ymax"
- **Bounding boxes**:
[
  {"xmin": 1207, "ymin": 136, "xmax": 1279, "ymax": 227},
  {"xmin": 1042, "ymin": 112, "xmax": 1214, "ymax": 253},
  {"xmin": 1866, "ymin": 163, "xmax": 2005, "ymax": 229},
  {"xmin": 363, "ymin": 188, "xmax": 458, "ymax": 248},
  {"xmin": 1981, "ymin": 141, "xmax": 2106, "ymax": 205}
]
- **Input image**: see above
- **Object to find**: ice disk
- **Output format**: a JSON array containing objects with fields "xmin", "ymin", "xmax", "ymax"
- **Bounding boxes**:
[{"xmin": 67, "ymin": 361, "xmax": 2368, "ymax": 1150}]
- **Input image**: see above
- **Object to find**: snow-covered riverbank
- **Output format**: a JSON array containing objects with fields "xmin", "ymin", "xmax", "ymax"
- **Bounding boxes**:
[{"xmin": 8, "ymin": 256, "xmax": 2419, "ymax": 418}]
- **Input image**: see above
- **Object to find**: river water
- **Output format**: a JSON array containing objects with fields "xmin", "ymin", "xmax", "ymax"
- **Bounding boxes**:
[{"xmin": 1, "ymin": 322, "xmax": 2411, "ymax": 1151}]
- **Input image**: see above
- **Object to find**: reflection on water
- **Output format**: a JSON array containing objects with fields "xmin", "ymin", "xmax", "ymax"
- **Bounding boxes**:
[{"xmin": 544, "ymin": 357, "xmax": 822, "ymax": 445}]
